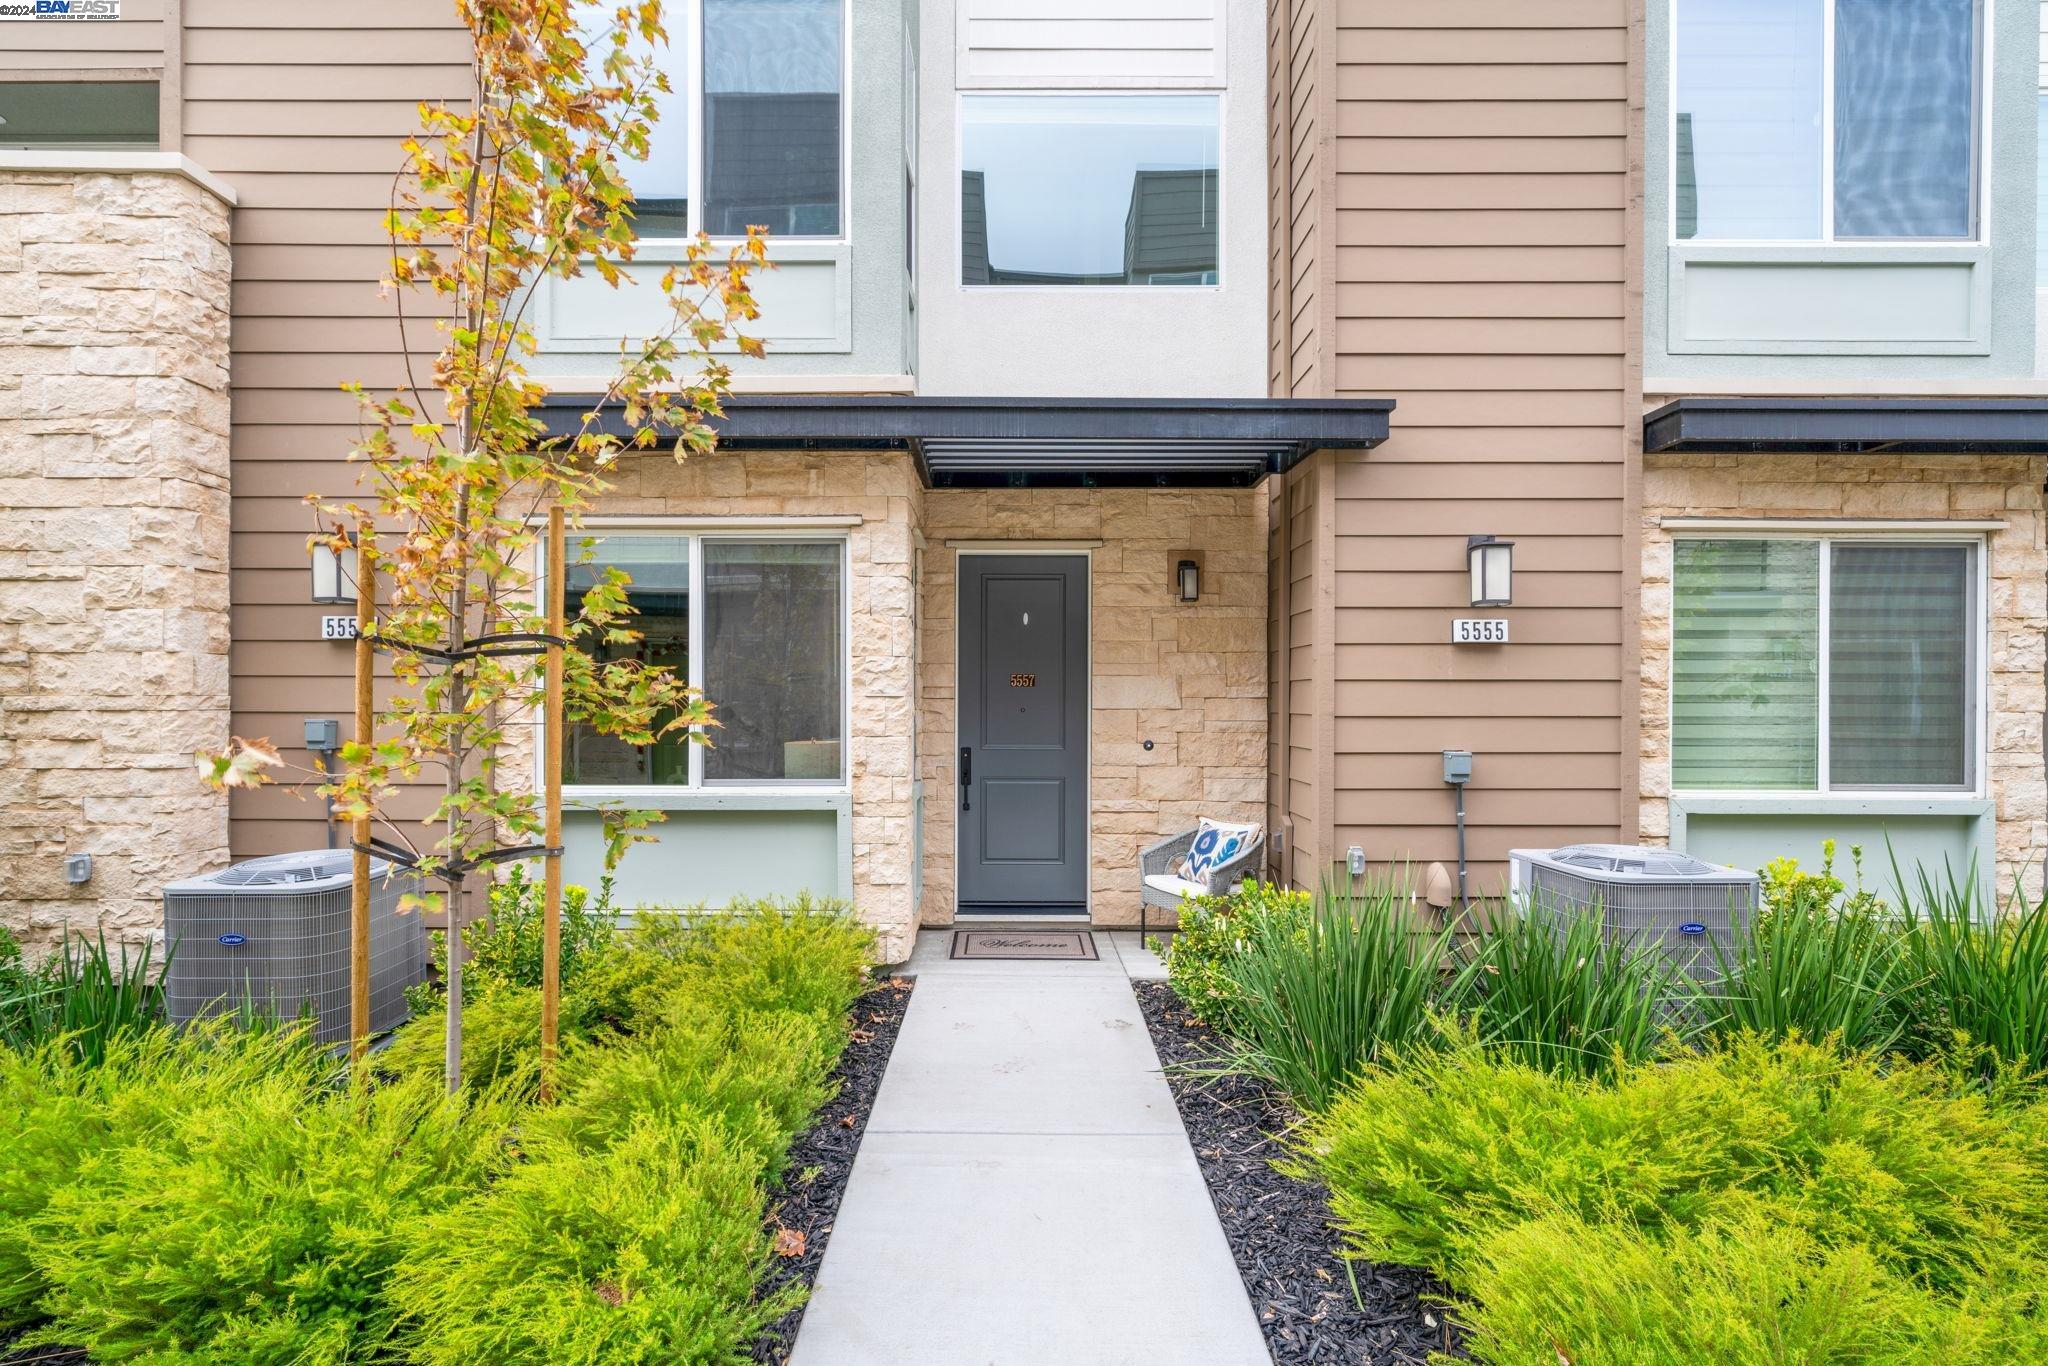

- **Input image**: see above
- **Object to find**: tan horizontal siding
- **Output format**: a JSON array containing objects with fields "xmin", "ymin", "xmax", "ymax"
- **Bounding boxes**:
[
  {"xmin": 185, "ymin": 8, "xmax": 471, "ymax": 859},
  {"xmin": 1270, "ymin": 0, "xmax": 1639, "ymax": 882}
]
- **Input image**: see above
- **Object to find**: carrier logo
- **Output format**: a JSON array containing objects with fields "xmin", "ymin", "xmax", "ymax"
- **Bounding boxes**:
[
  {"xmin": 217, "ymin": 933, "xmax": 248, "ymax": 947},
  {"xmin": 0, "ymin": 0, "xmax": 120, "ymax": 18}
]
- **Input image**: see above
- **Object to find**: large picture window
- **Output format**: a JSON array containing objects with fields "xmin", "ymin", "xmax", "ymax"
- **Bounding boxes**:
[
  {"xmin": 1674, "ymin": 0, "xmax": 1981, "ymax": 242},
  {"xmin": 960, "ymin": 94, "xmax": 1220, "ymax": 287},
  {"xmin": 581, "ymin": 0, "xmax": 844, "ymax": 240},
  {"xmin": 562, "ymin": 533, "xmax": 845, "ymax": 787},
  {"xmin": 1671, "ymin": 538, "xmax": 1978, "ymax": 793}
]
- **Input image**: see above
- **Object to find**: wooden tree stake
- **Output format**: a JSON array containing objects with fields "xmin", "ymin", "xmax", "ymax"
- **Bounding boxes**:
[
  {"xmin": 349, "ymin": 524, "xmax": 375, "ymax": 1071},
  {"xmin": 540, "ymin": 506, "xmax": 566, "ymax": 1099}
]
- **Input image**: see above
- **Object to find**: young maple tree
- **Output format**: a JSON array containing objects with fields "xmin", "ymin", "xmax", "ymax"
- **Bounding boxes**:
[{"xmin": 200, "ymin": 0, "xmax": 767, "ymax": 1089}]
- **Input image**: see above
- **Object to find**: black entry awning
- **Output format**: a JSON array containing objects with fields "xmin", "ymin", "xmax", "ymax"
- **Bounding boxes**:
[
  {"xmin": 1645, "ymin": 398, "xmax": 2048, "ymax": 454},
  {"xmin": 537, "ymin": 394, "xmax": 1394, "ymax": 487}
]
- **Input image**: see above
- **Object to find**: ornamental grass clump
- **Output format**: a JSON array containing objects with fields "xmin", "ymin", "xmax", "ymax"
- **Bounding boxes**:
[
  {"xmin": 1449, "ymin": 902, "xmax": 1698, "ymax": 1077},
  {"xmin": 1704, "ymin": 841, "xmax": 1915, "ymax": 1056},
  {"xmin": 1213, "ymin": 878, "xmax": 1455, "ymax": 1112},
  {"xmin": 1893, "ymin": 857, "xmax": 2048, "ymax": 1074},
  {"xmin": 0, "ymin": 929, "xmax": 170, "ymax": 1065}
]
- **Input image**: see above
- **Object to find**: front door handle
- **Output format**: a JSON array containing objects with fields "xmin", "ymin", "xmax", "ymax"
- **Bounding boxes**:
[{"xmin": 960, "ymin": 747, "xmax": 972, "ymax": 812}]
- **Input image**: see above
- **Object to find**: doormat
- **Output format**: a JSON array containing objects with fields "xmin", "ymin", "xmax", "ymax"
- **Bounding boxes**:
[{"xmin": 950, "ymin": 930, "xmax": 1099, "ymax": 961}]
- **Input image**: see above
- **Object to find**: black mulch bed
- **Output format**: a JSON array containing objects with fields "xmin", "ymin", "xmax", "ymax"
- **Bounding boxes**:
[
  {"xmin": 750, "ymin": 974, "xmax": 915, "ymax": 1365},
  {"xmin": 1135, "ymin": 981, "xmax": 1466, "ymax": 1366},
  {"xmin": 0, "ymin": 1336, "xmax": 83, "ymax": 1366}
]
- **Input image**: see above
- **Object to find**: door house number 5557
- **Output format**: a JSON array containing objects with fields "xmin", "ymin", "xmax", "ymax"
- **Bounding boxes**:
[{"xmin": 1451, "ymin": 618, "xmax": 1509, "ymax": 645}]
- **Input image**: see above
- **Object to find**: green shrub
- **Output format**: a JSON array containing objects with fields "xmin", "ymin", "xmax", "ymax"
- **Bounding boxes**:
[
  {"xmin": 25, "ymin": 1068, "xmax": 517, "ymax": 1363},
  {"xmin": 1449, "ymin": 905, "xmax": 1698, "ymax": 1077},
  {"xmin": 1214, "ymin": 878, "xmax": 1454, "ymax": 1111},
  {"xmin": 1161, "ymin": 881, "xmax": 1312, "ymax": 1034},
  {"xmin": 1457, "ymin": 1205, "xmax": 1916, "ymax": 1365},
  {"xmin": 392, "ymin": 1114, "xmax": 795, "ymax": 1365},
  {"xmin": 406, "ymin": 866, "xmax": 620, "ymax": 1017},
  {"xmin": 570, "ymin": 937, "xmax": 702, "ymax": 1033},
  {"xmin": 1893, "ymin": 860, "xmax": 2048, "ymax": 1074},
  {"xmin": 467, "ymin": 863, "xmax": 618, "ymax": 995},
  {"xmin": 5, "ymin": 899, "xmax": 873, "ymax": 1361},
  {"xmin": 379, "ymin": 981, "xmax": 615, "ymax": 1096},
  {"xmin": 0, "ymin": 1023, "xmax": 327, "ymax": 1329},
  {"xmin": 1302, "ymin": 1034, "xmax": 2048, "ymax": 1298},
  {"xmin": 535, "ymin": 1001, "xmax": 835, "ymax": 1172},
  {"xmin": 637, "ymin": 894, "xmax": 875, "ymax": 1023}
]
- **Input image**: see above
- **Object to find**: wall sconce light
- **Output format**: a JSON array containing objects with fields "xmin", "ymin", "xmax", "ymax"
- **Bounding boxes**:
[
  {"xmin": 1176, "ymin": 558, "xmax": 1200, "ymax": 603},
  {"xmin": 1467, "ymin": 535, "xmax": 1513, "ymax": 607},
  {"xmin": 310, "ymin": 533, "xmax": 357, "ymax": 606}
]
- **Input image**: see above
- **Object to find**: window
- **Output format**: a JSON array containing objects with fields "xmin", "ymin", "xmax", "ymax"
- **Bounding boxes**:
[
  {"xmin": 702, "ymin": 0, "xmax": 842, "ymax": 236},
  {"xmin": 960, "ymin": 94, "xmax": 1220, "ymax": 287},
  {"xmin": 562, "ymin": 533, "xmax": 845, "ymax": 787},
  {"xmin": 1674, "ymin": 0, "xmax": 1981, "ymax": 241},
  {"xmin": 581, "ymin": 0, "xmax": 843, "ymax": 240},
  {"xmin": 1671, "ymin": 538, "xmax": 1978, "ymax": 793},
  {"xmin": 0, "ymin": 80, "xmax": 158, "ymax": 151}
]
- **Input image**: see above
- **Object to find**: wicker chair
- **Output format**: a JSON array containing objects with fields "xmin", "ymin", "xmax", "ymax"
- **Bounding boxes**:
[{"xmin": 1138, "ymin": 827, "xmax": 1267, "ymax": 942}]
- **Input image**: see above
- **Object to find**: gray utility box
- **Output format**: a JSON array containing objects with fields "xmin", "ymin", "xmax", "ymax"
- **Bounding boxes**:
[
  {"xmin": 1508, "ymin": 843, "xmax": 1759, "ymax": 978},
  {"xmin": 163, "ymin": 850, "xmax": 427, "ymax": 1042}
]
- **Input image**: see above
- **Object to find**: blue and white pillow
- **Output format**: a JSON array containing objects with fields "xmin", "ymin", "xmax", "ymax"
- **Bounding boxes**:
[{"xmin": 1178, "ymin": 818, "xmax": 1262, "ymax": 890}]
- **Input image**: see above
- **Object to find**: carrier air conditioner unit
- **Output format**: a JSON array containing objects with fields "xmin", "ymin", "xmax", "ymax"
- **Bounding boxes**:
[
  {"xmin": 1507, "ymin": 843, "xmax": 1759, "ymax": 978},
  {"xmin": 162, "ymin": 850, "xmax": 426, "ymax": 1042}
]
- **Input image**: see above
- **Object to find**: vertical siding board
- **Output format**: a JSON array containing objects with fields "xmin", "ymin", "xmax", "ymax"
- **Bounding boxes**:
[{"xmin": 1290, "ymin": 0, "xmax": 1639, "ymax": 886}]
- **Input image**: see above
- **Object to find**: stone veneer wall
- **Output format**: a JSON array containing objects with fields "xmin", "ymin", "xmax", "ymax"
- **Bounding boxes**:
[
  {"xmin": 1640, "ymin": 452, "xmax": 2048, "ymax": 898},
  {"xmin": 0, "ymin": 170, "xmax": 235, "ymax": 951},
  {"xmin": 918, "ymin": 489, "xmax": 1269, "ymax": 926},
  {"xmin": 577, "ymin": 449, "xmax": 924, "ymax": 961}
]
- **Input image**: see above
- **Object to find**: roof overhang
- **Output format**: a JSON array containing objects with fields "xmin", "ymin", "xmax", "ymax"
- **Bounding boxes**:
[
  {"xmin": 1645, "ymin": 397, "xmax": 2048, "ymax": 455},
  {"xmin": 537, "ymin": 394, "xmax": 1393, "ymax": 488}
]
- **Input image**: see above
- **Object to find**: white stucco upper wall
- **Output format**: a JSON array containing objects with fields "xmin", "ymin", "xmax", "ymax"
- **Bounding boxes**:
[{"xmin": 913, "ymin": 0, "xmax": 1267, "ymax": 397}]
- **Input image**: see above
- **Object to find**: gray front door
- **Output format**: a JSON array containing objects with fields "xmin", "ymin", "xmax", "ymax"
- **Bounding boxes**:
[{"xmin": 957, "ymin": 554, "xmax": 1089, "ymax": 913}]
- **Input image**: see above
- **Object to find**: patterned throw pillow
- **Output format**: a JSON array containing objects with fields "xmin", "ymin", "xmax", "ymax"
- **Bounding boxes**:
[{"xmin": 1177, "ymin": 818, "xmax": 1262, "ymax": 890}]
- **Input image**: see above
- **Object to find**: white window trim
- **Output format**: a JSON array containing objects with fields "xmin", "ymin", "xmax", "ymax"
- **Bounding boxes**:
[
  {"xmin": 1666, "ymin": 0, "xmax": 1993, "ymax": 249},
  {"xmin": 543, "ymin": 523, "xmax": 853, "ymax": 801},
  {"xmin": 609, "ymin": 0, "xmax": 853, "ymax": 249},
  {"xmin": 954, "ymin": 89, "xmax": 1228, "ymax": 293},
  {"xmin": 1666, "ymin": 527, "xmax": 1990, "ymax": 802}
]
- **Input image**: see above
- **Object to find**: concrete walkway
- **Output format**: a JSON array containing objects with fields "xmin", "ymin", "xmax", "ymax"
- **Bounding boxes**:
[{"xmin": 788, "ymin": 930, "xmax": 1271, "ymax": 1366}]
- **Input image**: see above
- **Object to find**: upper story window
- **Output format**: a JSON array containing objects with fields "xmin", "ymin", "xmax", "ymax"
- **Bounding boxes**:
[
  {"xmin": 960, "ymin": 94, "xmax": 1219, "ymax": 287},
  {"xmin": 1674, "ymin": 0, "xmax": 1981, "ymax": 242},
  {"xmin": 0, "ymin": 80, "xmax": 158, "ymax": 150},
  {"xmin": 1671, "ymin": 537, "xmax": 1979, "ymax": 794},
  {"xmin": 563, "ymin": 532, "xmax": 847, "ymax": 788},
  {"xmin": 585, "ymin": 0, "xmax": 844, "ymax": 241}
]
